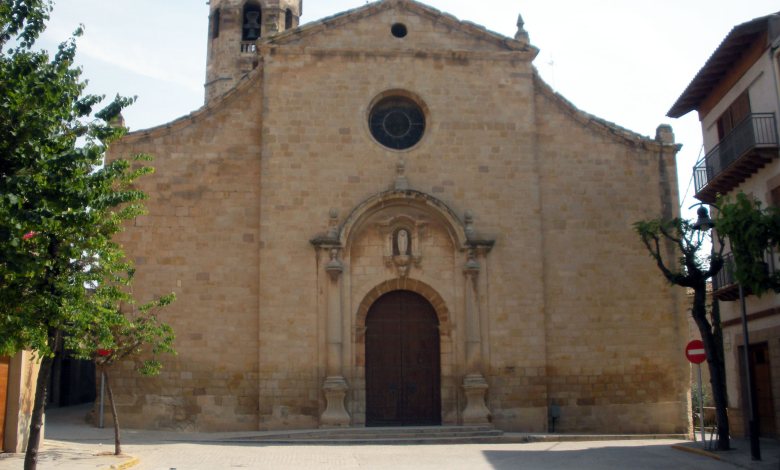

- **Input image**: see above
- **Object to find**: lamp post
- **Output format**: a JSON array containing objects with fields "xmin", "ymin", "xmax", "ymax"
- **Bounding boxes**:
[{"xmin": 692, "ymin": 203, "xmax": 761, "ymax": 461}]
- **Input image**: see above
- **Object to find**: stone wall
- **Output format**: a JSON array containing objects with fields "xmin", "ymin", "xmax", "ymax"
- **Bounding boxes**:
[
  {"xmin": 107, "ymin": 0, "xmax": 689, "ymax": 434},
  {"xmin": 108, "ymin": 80, "xmax": 264, "ymax": 431}
]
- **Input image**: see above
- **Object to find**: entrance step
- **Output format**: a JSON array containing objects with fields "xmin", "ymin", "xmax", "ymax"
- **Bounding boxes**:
[{"xmin": 222, "ymin": 425, "xmax": 511, "ymax": 445}]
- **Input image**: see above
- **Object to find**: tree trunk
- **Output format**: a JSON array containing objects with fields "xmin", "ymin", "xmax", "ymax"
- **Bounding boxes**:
[
  {"xmin": 104, "ymin": 368, "xmax": 121, "ymax": 455},
  {"xmin": 24, "ymin": 330, "xmax": 59, "ymax": 470},
  {"xmin": 691, "ymin": 288, "xmax": 730, "ymax": 450}
]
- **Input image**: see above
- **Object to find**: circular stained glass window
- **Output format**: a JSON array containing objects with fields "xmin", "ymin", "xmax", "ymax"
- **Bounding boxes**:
[{"xmin": 369, "ymin": 96, "xmax": 425, "ymax": 150}]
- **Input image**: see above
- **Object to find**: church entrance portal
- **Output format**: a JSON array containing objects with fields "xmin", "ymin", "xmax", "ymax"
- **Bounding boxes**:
[{"xmin": 365, "ymin": 290, "xmax": 441, "ymax": 426}]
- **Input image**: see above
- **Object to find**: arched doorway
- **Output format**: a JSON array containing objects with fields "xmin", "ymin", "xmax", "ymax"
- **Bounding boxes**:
[{"xmin": 365, "ymin": 290, "xmax": 441, "ymax": 426}]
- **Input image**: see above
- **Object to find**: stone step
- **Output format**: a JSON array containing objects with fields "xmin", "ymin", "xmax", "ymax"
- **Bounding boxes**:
[
  {"xmin": 235, "ymin": 435, "xmax": 515, "ymax": 445},
  {"xmin": 222, "ymin": 425, "xmax": 505, "ymax": 444}
]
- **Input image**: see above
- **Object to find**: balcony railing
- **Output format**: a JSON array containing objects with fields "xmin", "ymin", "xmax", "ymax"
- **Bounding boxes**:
[
  {"xmin": 713, "ymin": 253, "xmax": 737, "ymax": 300},
  {"xmin": 240, "ymin": 41, "xmax": 257, "ymax": 54},
  {"xmin": 713, "ymin": 249, "xmax": 778, "ymax": 301},
  {"xmin": 693, "ymin": 113, "xmax": 778, "ymax": 203}
]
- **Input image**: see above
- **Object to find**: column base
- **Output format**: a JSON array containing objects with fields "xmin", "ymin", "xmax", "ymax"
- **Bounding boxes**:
[
  {"xmin": 320, "ymin": 376, "xmax": 350, "ymax": 427},
  {"xmin": 462, "ymin": 373, "xmax": 491, "ymax": 425}
]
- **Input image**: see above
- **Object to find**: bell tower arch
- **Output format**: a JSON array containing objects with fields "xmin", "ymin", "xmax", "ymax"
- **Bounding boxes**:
[{"xmin": 205, "ymin": 0, "xmax": 302, "ymax": 102}]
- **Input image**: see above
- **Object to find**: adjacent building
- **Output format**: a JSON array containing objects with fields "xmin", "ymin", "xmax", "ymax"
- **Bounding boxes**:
[
  {"xmin": 106, "ymin": 0, "xmax": 689, "ymax": 433},
  {"xmin": 669, "ymin": 11, "xmax": 780, "ymax": 438},
  {"xmin": 1, "ymin": 352, "xmax": 41, "ymax": 452}
]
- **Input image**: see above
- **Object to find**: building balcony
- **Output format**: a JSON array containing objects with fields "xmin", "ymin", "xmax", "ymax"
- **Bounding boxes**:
[
  {"xmin": 693, "ymin": 113, "xmax": 779, "ymax": 203},
  {"xmin": 713, "ymin": 253, "xmax": 739, "ymax": 301},
  {"xmin": 713, "ymin": 250, "xmax": 778, "ymax": 301}
]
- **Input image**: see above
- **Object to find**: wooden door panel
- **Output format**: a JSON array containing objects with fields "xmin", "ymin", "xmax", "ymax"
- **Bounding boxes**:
[
  {"xmin": 750, "ymin": 344, "xmax": 775, "ymax": 437},
  {"xmin": 402, "ymin": 318, "xmax": 439, "ymax": 425},
  {"xmin": 366, "ymin": 291, "xmax": 440, "ymax": 426},
  {"xmin": 366, "ymin": 332, "xmax": 402, "ymax": 425}
]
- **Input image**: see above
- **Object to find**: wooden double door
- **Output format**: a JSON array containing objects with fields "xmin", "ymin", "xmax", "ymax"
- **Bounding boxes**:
[{"xmin": 365, "ymin": 290, "xmax": 441, "ymax": 426}]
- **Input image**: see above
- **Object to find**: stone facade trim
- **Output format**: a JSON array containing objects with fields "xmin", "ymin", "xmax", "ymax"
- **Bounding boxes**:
[
  {"xmin": 264, "ymin": 0, "xmax": 539, "ymax": 55},
  {"xmin": 534, "ymin": 73, "xmax": 683, "ymax": 152},
  {"xmin": 315, "ymin": 189, "xmax": 494, "ymax": 252}
]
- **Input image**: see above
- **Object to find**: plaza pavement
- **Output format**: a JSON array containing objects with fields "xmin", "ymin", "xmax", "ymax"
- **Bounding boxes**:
[{"xmin": 1, "ymin": 405, "xmax": 778, "ymax": 469}]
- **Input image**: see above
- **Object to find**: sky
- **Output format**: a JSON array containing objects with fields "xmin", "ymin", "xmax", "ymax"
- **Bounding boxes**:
[{"xmin": 38, "ymin": 0, "xmax": 780, "ymax": 217}]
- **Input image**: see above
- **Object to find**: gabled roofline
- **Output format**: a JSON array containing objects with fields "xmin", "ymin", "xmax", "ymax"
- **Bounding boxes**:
[
  {"xmin": 119, "ymin": 59, "xmax": 265, "ymax": 142},
  {"xmin": 534, "ymin": 73, "xmax": 680, "ymax": 152},
  {"xmin": 667, "ymin": 12, "xmax": 780, "ymax": 118},
  {"xmin": 262, "ymin": 0, "xmax": 537, "ymax": 54}
]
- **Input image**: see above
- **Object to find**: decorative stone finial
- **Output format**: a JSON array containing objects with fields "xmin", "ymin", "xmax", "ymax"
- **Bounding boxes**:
[
  {"xmin": 325, "ymin": 248, "xmax": 344, "ymax": 280},
  {"xmin": 464, "ymin": 210, "xmax": 476, "ymax": 240},
  {"xmin": 109, "ymin": 112, "xmax": 126, "ymax": 129},
  {"xmin": 394, "ymin": 159, "xmax": 410, "ymax": 191},
  {"xmin": 327, "ymin": 209, "xmax": 339, "ymax": 239},
  {"xmin": 514, "ymin": 13, "xmax": 529, "ymax": 45},
  {"xmin": 655, "ymin": 124, "xmax": 675, "ymax": 144}
]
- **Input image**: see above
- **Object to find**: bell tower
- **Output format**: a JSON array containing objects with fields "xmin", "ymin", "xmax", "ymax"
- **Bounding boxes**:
[{"xmin": 205, "ymin": 0, "xmax": 302, "ymax": 102}]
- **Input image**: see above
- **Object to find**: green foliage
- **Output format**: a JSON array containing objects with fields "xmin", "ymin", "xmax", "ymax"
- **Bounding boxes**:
[
  {"xmin": 0, "ymin": 3, "xmax": 176, "ymax": 466},
  {"xmin": 67, "ymin": 290, "xmax": 176, "ymax": 377},
  {"xmin": 633, "ymin": 217, "xmax": 723, "ymax": 288},
  {"xmin": 0, "ymin": 0, "xmax": 173, "ymax": 366},
  {"xmin": 717, "ymin": 193, "xmax": 780, "ymax": 296},
  {"xmin": 692, "ymin": 381, "xmax": 714, "ymax": 408}
]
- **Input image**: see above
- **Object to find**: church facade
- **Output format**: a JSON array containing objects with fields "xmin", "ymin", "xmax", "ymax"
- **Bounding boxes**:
[{"xmin": 108, "ymin": 0, "xmax": 690, "ymax": 433}]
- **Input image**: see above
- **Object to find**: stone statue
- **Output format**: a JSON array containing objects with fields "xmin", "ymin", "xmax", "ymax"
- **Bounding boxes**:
[{"xmin": 397, "ymin": 229, "xmax": 409, "ymax": 255}]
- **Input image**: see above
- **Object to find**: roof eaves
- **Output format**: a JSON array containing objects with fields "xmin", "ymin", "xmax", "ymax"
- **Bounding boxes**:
[{"xmin": 667, "ymin": 12, "xmax": 778, "ymax": 118}]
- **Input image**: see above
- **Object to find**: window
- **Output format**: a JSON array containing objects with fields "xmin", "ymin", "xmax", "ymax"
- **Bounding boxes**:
[
  {"xmin": 210, "ymin": 9, "xmax": 220, "ymax": 39},
  {"xmin": 242, "ymin": 3, "xmax": 262, "ymax": 41},
  {"xmin": 767, "ymin": 174, "xmax": 780, "ymax": 207},
  {"xmin": 716, "ymin": 91, "xmax": 750, "ymax": 140},
  {"xmin": 285, "ymin": 9, "xmax": 294, "ymax": 30},
  {"xmin": 391, "ymin": 23, "xmax": 408, "ymax": 38},
  {"xmin": 369, "ymin": 95, "xmax": 426, "ymax": 150}
]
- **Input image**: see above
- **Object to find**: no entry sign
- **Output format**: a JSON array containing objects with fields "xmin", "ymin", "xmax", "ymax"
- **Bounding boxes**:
[{"xmin": 685, "ymin": 340, "xmax": 706, "ymax": 364}]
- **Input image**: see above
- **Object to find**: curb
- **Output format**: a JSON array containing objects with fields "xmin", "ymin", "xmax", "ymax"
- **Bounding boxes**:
[
  {"xmin": 104, "ymin": 455, "xmax": 140, "ymax": 470},
  {"xmin": 671, "ymin": 444, "xmax": 722, "ymax": 461}
]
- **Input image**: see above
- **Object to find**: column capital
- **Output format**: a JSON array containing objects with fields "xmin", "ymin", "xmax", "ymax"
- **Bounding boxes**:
[{"xmin": 325, "ymin": 248, "xmax": 344, "ymax": 281}]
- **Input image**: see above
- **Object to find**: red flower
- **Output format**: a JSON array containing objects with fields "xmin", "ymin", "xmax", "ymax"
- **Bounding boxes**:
[
  {"xmin": 97, "ymin": 349, "xmax": 112, "ymax": 357},
  {"xmin": 22, "ymin": 231, "xmax": 37, "ymax": 241}
]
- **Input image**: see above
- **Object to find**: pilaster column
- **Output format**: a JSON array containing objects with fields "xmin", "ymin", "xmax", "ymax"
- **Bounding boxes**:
[
  {"xmin": 319, "ymin": 247, "xmax": 350, "ymax": 427},
  {"xmin": 462, "ymin": 248, "xmax": 490, "ymax": 424},
  {"xmin": 464, "ymin": 252, "xmax": 482, "ymax": 371}
]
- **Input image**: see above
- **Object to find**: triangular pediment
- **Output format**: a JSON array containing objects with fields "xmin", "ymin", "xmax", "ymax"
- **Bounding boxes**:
[{"xmin": 263, "ymin": 0, "xmax": 537, "ymax": 56}]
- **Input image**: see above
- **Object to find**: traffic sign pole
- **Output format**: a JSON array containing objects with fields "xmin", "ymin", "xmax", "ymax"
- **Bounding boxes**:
[
  {"xmin": 697, "ymin": 364, "xmax": 705, "ymax": 445},
  {"xmin": 685, "ymin": 340, "xmax": 707, "ymax": 446}
]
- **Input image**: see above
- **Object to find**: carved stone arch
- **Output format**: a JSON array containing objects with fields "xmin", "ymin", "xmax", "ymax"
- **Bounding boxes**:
[
  {"xmin": 355, "ymin": 278, "xmax": 451, "ymax": 338},
  {"xmin": 339, "ymin": 190, "xmax": 469, "ymax": 252}
]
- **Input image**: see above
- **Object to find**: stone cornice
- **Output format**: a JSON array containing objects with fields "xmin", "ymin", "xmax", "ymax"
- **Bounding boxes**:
[{"xmin": 262, "ymin": 45, "xmax": 537, "ymax": 63}]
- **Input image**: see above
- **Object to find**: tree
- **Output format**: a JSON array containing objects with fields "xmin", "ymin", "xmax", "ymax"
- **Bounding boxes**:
[
  {"xmin": 634, "ymin": 217, "xmax": 730, "ymax": 450},
  {"xmin": 0, "ymin": 2, "xmax": 162, "ymax": 468},
  {"xmin": 717, "ymin": 193, "xmax": 780, "ymax": 295},
  {"xmin": 67, "ymin": 290, "xmax": 175, "ymax": 456}
]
